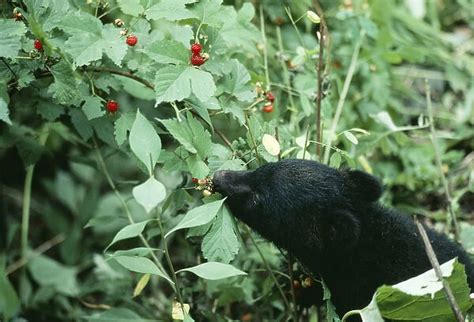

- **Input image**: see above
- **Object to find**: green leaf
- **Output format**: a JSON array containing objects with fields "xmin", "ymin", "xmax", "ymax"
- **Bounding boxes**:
[
  {"xmin": 0, "ymin": 19, "xmax": 27, "ymax": 59},
  {"xmin": 70, "ymin": 109, "xmax": 94, "ymax": 140},
  {"xmin": 154, "ymin": 65, "xmax": 216, "ymax": 104},
  {"xmin": 159, "ymin": 114, "xmax": 212, "ymax": 158},
  {"xmin": 220, "ymin": 3, "xmax": 260, "ymax": 53},
  {"xmin": 24, "ymin": 0, "xmax": 71, "ymax": 32},
  {"xmin": 28, "ymin": 255, "xmax": 79, "ymax": 296},
  {"xmin": 101, "ymin": 24, "xmax": 128, "ymax": 66},
  {"xmin": 165, "ymin": 198, "xmax": 226, "ymax": 238},
  {"xmin": 83, "ymin": 308, "xmax": 150, "ymax": 322},
  {"xmin": 0, "ymin": 262, "xmax": 20, "ymax": 319},
  {"xmin": 82, "ymin": 96, "xmax": 105, "ymax": 120},
  {"xmin": 329, "ymin": 152, "xmax": 342, "ymax": 169},
  {"xmin": 37, "ymin": 101, "xmax": 65, "ymax": 121},
  {"xmin": 145, "ymin": 0, "xmax": 196, "ymax": 21},
  {"xmin": 0, "ymin": 98, "xmax": 12, "ymax": 125},
  {"xmin": 114, "ymin": 256, "xmax": 173, "ymax": 285},
  {"xmin": 186, "ymin": 154, "xmax": 210, "ymax": 178},
  {"xmin": 202, "ymin": 207, "xmax": 239, "ymax": 263},
  {"xmin": 132, "ymin": 177, "xmax": 166, "ymax": 213},
  {"xmin": 117, "ymin": 0, "xmax": 146, "ymax": 16},
  {"xmin": 191, "ymin": 0, "xmax": 231, "ymax": 27},
  {"xmin": 177, "ymin": 262, "xmax": 246, "ymax": 280},
  {"xmin": 222, "ymin": 59, "xmax": 255, "ymax": 102},
  {"xmin": 142, "ymin": 40, "xmax": 189, "ymax": 65},
  {"xmin": 129, "ymin": 110, "xmax": 162, "ymax": 174},
  {"xmin": 48, "ymin": 61, "xmax": 82, "ymax": 105},
  {"xmin": 343, "ymin": 131, "xmax": 359, "ymax": 145},
  {"xmin": 376, "ymin": 258, "xmax": 471, "ymax": 321},
  {"xmin": 114, "ymin": 112, "xmax": 135, "ymax": 146},
  {"xmin": 106, "ymin": 220, "xmax": 150, "ymax": 250}
]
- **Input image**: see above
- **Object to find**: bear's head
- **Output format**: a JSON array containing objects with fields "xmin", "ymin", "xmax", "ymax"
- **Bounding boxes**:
[{"xmin": 212, "ymin": 159, "xmax": 383, "ymax": 260}]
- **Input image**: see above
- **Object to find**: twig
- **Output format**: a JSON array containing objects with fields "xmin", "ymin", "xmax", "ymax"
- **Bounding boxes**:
[
  {"xmin": 87, "ymin": 66, "xmax": 154, "ymax": 90},
  {"xmin": 414, "ymin": 218, "xmax": 464, "ymax": 322},
  {"xmin": 6, "ymin": 234, "xmax": 65, "ymax": 275},
  {"xmin": 322, "ymin": 31, "xmax": 364, "ymax": 164},
  {"xmin": 424, "ymin": 80, "xmax": 459, "ymax": 239},
  {"xmin": 259, "ymin": 4, "xmax": 270, "ymax": 90}
]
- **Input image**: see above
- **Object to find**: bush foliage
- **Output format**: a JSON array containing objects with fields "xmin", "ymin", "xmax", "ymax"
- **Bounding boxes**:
[{"xmin": 0, "ymin": 0, "xmax": 473, "ymax": 321}]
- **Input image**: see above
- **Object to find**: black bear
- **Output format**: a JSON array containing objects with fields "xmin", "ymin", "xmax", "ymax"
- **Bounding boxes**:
[{"xmin": 212, "ymin": 159, "xmax": 474, "ymax": 315}]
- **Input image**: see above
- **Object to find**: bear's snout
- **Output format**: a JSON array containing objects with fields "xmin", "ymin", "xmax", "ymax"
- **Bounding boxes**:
[{"xmin": 212, "ymin": 170, "xmax": 251, "ymax": 196}]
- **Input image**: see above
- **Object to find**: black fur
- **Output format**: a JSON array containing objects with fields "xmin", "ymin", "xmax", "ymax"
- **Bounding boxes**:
[{"xmin": 213, "ymin": 159, "xmax": 474, "ymax": 315}]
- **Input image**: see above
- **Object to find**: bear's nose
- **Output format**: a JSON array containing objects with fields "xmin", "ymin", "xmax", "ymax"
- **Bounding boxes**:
[{"xmin": 212, "ymin": 170, "xmax": 229, "ymax": 192}]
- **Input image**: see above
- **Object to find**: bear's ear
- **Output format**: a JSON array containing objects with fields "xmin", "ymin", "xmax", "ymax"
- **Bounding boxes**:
[{"xmin": 345, "ymin": 170, "xmax": 383, "ymax": 203}]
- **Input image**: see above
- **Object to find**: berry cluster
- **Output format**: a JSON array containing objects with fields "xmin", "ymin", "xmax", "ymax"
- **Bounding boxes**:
[
  {"xmin": 255, "ymin": 83, "xmax": 276, "ymax": 113},
  {"xmin": 190, "ymin": 43, "xmax": 208, "ymax": 66},
  {"xmin": 113, "ymin": 19, "xmax": 137, "ymax": 47},
  {"xmin": 192, "ymin": 177, "xmax": 214, "ymax": 197}
]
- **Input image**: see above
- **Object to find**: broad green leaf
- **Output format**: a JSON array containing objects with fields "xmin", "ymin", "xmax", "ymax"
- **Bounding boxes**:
[
  {"xmin": 37, "ymin": 101, "xmax": 65, "ymax": 121},
  {"xmin": 0, "ymin": 20, "xmax": 27, "ymax": 59},
  {"xmin": 159, "ymin": 114, "xmax": 212, "ymax": 158},
  {"xmin": 142, "ymin": 40, "xmax": 189, "ymax": 65},
  {"xmin": 132, "ymin": 177, "xmax": 166, "ymax": 213},
  {"xmin": 101, "ymin": 24, "xmax": 128, "ymax": 66},
  {"xmin": 221, "ymin": 60, "xmax": 255, "ymax": 102},
  {"xmin": 48, "ymin": 61, "xmax": 82, "ymax": 105},
  {"xmin": 220, "ymin": 4, "xmax": 260, "ymax": 53},
  {"xmin": 129, "ymin": 110, "xmax": 162, "ymax": 174},
  {"xmin": 376, "ymin": 258, "xmax": 471, "ymax": 321},
  {"xmin": 82, "ymin": 96, "xmax": 105, "ymax": 120},
  {"xmin": 154, "ymin": 65, "xmax": 216, "ymax": 104},
  {"xmin": 191, "ymin": 0, "xmax": 232, "ymax": 26},
  {"xmin": 145, "ymin": 0, "xmax": 196, "ymax": 21},
  {"xmin": 24, "ymin": 0, "xmax": 71, "ymax": 32},
  {"xmin": 117, "ymin": 0, "xmax": 146, "ymax": 16},
  {"xmin": 177, "ymin": 262, "xmax": 246, "ymax": 280},
  {"xmin": 59, "ymin": 12, "xmax": 102, "ymax": 36},
  {"xmin": 186, "ymin": 154, "xmax": 210, "ymax": 178},
  {"xmin": 106, "ymin": 220, "xmax": 150, "ymax": 250},
  {"xmin": 165, "ymin": 198, "xmax": 226, "ymax": 238},
  {"xmin": 0, "ymin": 98, "xmax": 12, "ymax": 125},
  {"xmin": 29, "ymin": 255, "xmax": 79, "ymax": 296},
  {"xmin": 202, "ymin": 207, "xmax": 239, "ymax": 263},
  {"xmin": 64, "ymin": 32, "xmax": 103, "ymax": 67},
  {"xmin": 0, "ymin": 262, "xmax": 20, "ymax": 319},
  {"xmin": 114, "ymin": 256, "xmax": 173, "ymax": 285},
  {"xmin": 114, "ymin": 112, "xmax": 135, "ymax": 146}
]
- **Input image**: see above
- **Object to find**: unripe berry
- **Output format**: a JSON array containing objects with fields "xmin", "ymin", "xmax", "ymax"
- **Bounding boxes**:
[
  {"xmin": 114, "ymin": 18, "xmax": 124, "ymax": 27},
  {"xmin": 202, "ymin": 189, "xmax": 212, "ymax": 197}
]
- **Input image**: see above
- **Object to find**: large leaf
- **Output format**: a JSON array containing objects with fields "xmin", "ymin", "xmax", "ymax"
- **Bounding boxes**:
[
  {"xmin": 129, "ymin": 110, "xmax": 162, "ymax": 174},
  {"xmin": 154, "ymin": 65, "xmax": 216, "ymax": 104},
  {"xmin": 165, "ymin": 198, "xmax": 225, "ymax": 238},
  {"xmin": 190, "ymin": 0, "xmax": 232, "ymax": 26},
  {"xmin": 48, "ymin": 61, "xmax": 82, "ymax": 105},
  {"xmin": 132, "ymin": 177, "xmax": 167, "ymax": 213},
  {"xmin": 0, "ymin": 19, "xmax": 27, "ymax": 59},
  {"xmin": 221, "ymin": 59, "xmax": 255, "ymax": 102},
  {"xmin": 142, "ymin": 40, "xmax": 189, "ymax": 65},
  {"xmin": 202, "ymin": 206, "xmax": 239, "ymax": 263},
  {"xmin": 177, "ymin": 262, "xmax": 246, "ymax": 280},
  {"xmin": 376, "ymin": 258, "xmax": 471, "ymax": 321},
  {"xmin": 0, "ymin": 98, "xmax": 12, "ymax": 125},
  {"xmin": 114, "ymin": 256, "xmax": 173, "ymax": 285},
  {"xmin": 145, "ymin": 0, "xmax": 196, "ymax": 21}
]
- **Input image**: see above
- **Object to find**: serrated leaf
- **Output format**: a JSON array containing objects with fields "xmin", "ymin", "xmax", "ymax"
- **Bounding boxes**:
[
  {"xmin": 220, "ymin": 4, "xmax": 260, "ymax": 53},
  {"xmin": 142, "ymin": 40, "xmax": 189, "ymax": 65},
  {"xmin": 343, "ymin": 131, "xmax": 359, "ymax": 145},
  {"xmin": 222, "ymin": 60, "xmax": 255, "ymax": 101},
  {"xmin": 114, "ymin": 112, "xmax": 135, "ymax": 146},
  {"xmin": 191, "ymin": 0, "xmax": 231, "ymax": 26},
  {"xmin": 132, "ymin": 177, "xmax": 166, "ymax": 213},
  {"xmin": 64, "ymin": 33, "xmax": 103, "ymax": 67},
  {"xmin": 70, "ymin": 109, "xmax": 93, "ymax": 140},
  {"xmin": 177, "ymin": 262, "xmax": 246, "ymax": 280},
  {"xmin": 154, "ymin": 65, "xmax": 216, "ymax": 104},
  {"xmin": 48, "ymin": 61, "xmax": 82, "ymax": 105},
  {"xmin": 37, "ymin": 101, "xmax": 65, "ymax": 121},
  {"xmin": 102, "ymin": 24, "xmax": 128, "ymax": 66},
  {"xmin": 0, "ymin": 98, "xmax": 12, "ymax": 125},
  {"xmin": 165, "ymin": 199, "xmax": 225, "ymax": 238},
  {"xmin": 0, "ymin": 20, "xmax": 27, "ymax": 59},
  {"xmin": 114, "ymin": 256, "xmax": 173, "ymax": 285},
  {"xmin": 24, "ymin": 0, "xmax": 71, "ymax": 32},
  {"xmin": 186, "ymin": 154, "xmax": 210, "ymax": 178},
  {"xmin": 202, "ymin": 207, "xmax": 239, "ymax": 263},
  {"xmin": 82, "ymin": 96, "xmax": 105, "ymax": 120},
  {"xmin": 145, "ymin": 0, "xmax": 196, "ymax": 21},
  {"xmin": 133, "ymin": 273, "xmax": 151, "ymax": 297},
  {"xmin": 106, "ymin": 221, "xmax": 150, "ymax": 250},
  {"xmin": 59, "ymin": 12, "xmax": 102, "ymax": 35},
  {"xmin": 129, "ymin": 110, "xmax": 162, "ymax": 174},
  {"xmin": 117, "ymin": 0, "xmax": 146, "ymax": 16}
]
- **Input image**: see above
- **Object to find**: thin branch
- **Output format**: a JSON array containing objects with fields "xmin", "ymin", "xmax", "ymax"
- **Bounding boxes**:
[
  {"xmin": 424, "ymin": 80, "xmax": 459, "ymax": 239},
  {"xmin": 87, "ymin": 66, "xmax": 154, "ymax": 90},
  {"xmin": 414, "ymin": 218, "xmax": 464, "ymax": 322}
]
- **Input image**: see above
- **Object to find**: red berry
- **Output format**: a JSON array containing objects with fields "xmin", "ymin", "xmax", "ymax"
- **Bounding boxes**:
[
  {"xmin": 106, "ymin": 100, "xmax": 119, "ymax": 113},
  {"xmin": 34, "ymin": 39, "xmax": 43, "ymax": 51},
  {"xmin": 126, "ymin": 35, "xmax": 138, "ymax": 46},
  {"xmin": 293, "ymin": 280, "xmax": 301, "ymax": 289},
  {"xmin": 266, "ymin": 91, "xmax": 275, "ymax": 103},
  {"xmin": 191, "ymin": 43, "xmax": 202, "ymax": 54},
  {"xmin": 192, "ymin": 178, "xmax": 199, "ymax": 183},
  {"xmin": 190, "ymin": 54, "xmax": 205, "ymax": 66},
  {"xmin": 262, "ymin": 103, "xmax": 273, "ymax": 113}
]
